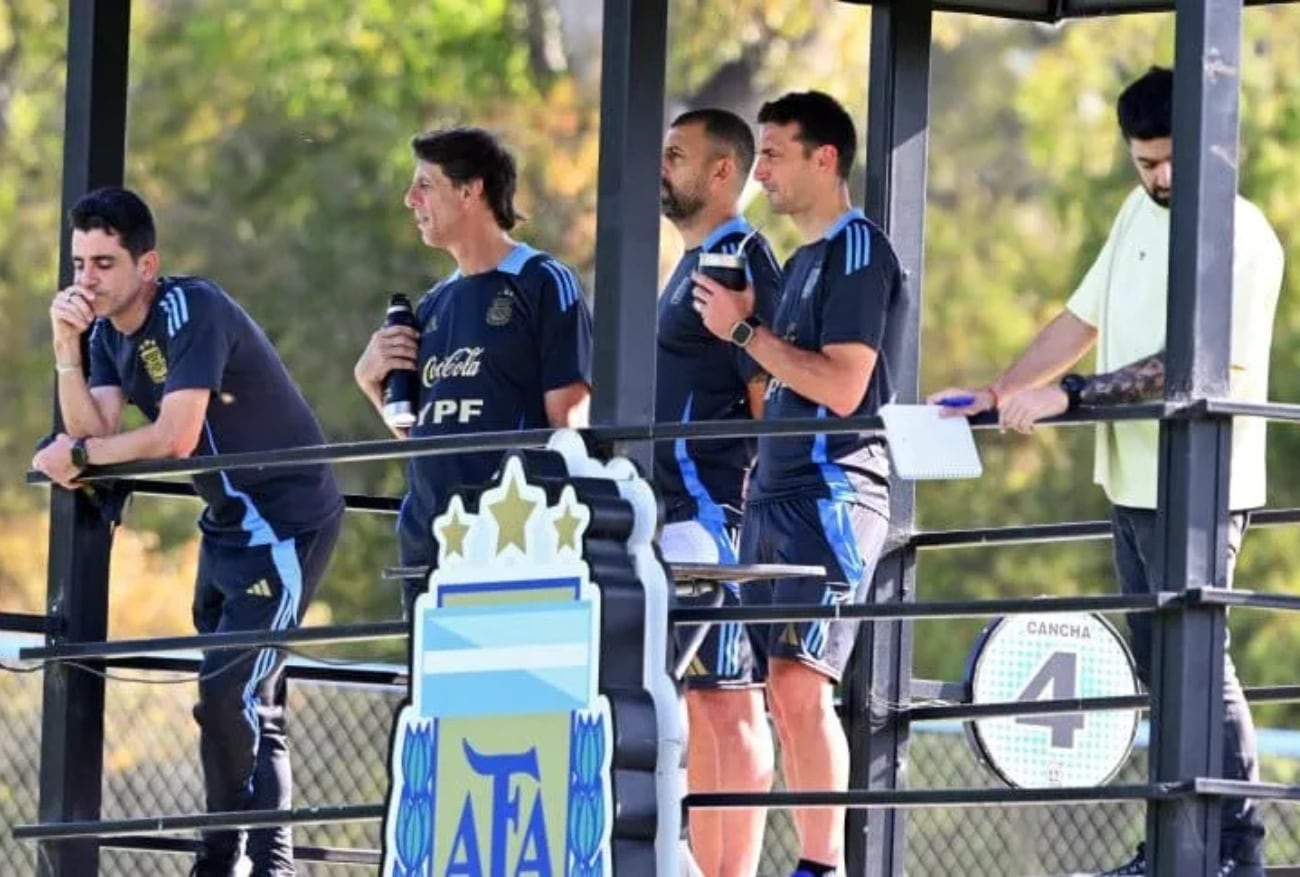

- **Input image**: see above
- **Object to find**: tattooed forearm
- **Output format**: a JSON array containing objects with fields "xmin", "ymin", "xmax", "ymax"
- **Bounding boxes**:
[{"xmin": 1080, "ymin": 352, "xmax": 1166, "ymax": 405}]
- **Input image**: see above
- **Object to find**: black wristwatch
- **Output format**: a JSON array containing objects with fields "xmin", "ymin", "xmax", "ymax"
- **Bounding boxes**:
[
  {"xmin": 1059, "ymin": 373, "xmax": 1088, "ymax": 410},
  {"xmin": 728, "ymin": 316, "xmax": 761, "ymax": 349},
  {"xmin": 69, "ymin": 437, "xmax": 90, "ymax": 472}
]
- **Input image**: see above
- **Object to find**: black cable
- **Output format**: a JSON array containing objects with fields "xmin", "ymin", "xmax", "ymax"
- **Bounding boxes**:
[
  {"xmin": 1, "ymin": 644, "xmax": 392, "ymax": 684},
  {"xmin": 0, "ymin": 651, "xmax": 258, "ymax": 685},
  {"xmin": 280, "ymin": 645, "xmax": 400, "ymax": 669}
]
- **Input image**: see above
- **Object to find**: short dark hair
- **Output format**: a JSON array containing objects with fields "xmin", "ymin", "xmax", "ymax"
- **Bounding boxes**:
[
  {"xmin": 411, "ymin": 127, "xmax": 520, "ymax": 230},
  {"xmin": 757, "ymin": 90, "xmax": 857, "ymax": 180},
  {"xmin": 1117, "ymin": 66, "xmax": 1173, "ymax": 141},
  {"xmin": 671, "ymin": 108, "xmax": 757, "ymax": 178},
  {"xmin": 68, "ymin": 186, "xmax": 156, "ymax": 259}
]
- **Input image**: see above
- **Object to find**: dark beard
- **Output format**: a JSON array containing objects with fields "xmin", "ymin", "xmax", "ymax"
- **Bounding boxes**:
[
  {"xmin": 660, "ymin": 182, "xmax": 704, "ymax": 222},
  {"xmin": 1145, "ymin": 185, "xmax": 1171, "ymax": 208}
]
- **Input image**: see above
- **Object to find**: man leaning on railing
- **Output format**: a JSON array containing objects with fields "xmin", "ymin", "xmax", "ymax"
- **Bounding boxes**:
[
  {"xmin": 929, "ymin": 66, "xmax": 1284, "ymax": 877},
  {"xmin": 31, "ymin": 186, "xmax": 344, "ymax": 877}
]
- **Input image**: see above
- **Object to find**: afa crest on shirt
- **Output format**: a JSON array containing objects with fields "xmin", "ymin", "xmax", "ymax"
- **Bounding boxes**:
[
  {"xmin": 138, "ymin": 338, "xmax": 168, "ymax": 384},
  {"xmin": 485, "ymin": 290, "xmax": 515, "ymax": 327}
]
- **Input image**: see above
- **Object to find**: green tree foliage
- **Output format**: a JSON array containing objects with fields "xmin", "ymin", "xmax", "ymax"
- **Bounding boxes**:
[{"xmin": 2, "ymin": 2, "xmax": 1300, "ymax": 722}]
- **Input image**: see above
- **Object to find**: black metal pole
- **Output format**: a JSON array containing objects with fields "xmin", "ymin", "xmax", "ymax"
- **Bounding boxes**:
[
  {"xmin": 848, "ymin": 3, "xmax": 932, "ymax": 875},
  {"xmin": 590, "ymin": 0, "xmax": 667, "ymax": 471},
  {"xmin": 38, "ymin": 3, "xmax": 131, "ymax": 876},
  {"xmin": 1149, "ymin": 1, "xmax": 1241, "ymax": 874}
]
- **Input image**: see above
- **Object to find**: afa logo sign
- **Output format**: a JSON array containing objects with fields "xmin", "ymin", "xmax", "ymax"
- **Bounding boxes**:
[{"xmin": 382, "ymin": 433, "xmax": 680, "ymax": 877}]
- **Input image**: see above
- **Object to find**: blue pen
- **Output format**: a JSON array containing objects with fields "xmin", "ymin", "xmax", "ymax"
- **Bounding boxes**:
[{"xmin": 935, "ymin": 395, "xmax": 976, "ymax": 408}]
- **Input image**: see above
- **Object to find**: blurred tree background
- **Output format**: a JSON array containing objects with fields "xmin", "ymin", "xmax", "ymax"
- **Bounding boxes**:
[{"xmin": 2, "ymin": 0, "xmax": 1300, "ymax": 730}]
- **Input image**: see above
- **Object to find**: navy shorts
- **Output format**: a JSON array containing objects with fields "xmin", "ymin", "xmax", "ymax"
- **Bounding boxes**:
[
  {"xmin": 661, "ymin": 514, "xmax": 757, "ymax": 690},
  {"xmin": 739, "ymin": 496, "xmax": 888, "ymax": 682}
]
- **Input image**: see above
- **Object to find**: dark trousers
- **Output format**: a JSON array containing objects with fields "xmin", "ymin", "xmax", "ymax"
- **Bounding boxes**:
[
  {"xmin": 191, "ymin": 515, "xmax": 341, "ymax": 876},
  {"xmin": 1111, "ymin": 505, "xmax": 1263, "ymax": 864}
]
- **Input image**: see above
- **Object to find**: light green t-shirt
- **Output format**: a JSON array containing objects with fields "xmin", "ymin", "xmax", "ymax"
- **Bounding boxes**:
[{"xmin": 1065, "ymin": 187, "xmax": 1284, "ymax": 510}]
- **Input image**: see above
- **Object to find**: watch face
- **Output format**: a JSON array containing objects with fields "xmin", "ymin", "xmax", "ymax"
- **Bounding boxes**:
[
  {"xmin": 70, "ymin": 441, "xmax": 87, "ymax": 469},
  {"xmin": 730, "ymin": 321, "xmax": 754, "ymax": 347}
]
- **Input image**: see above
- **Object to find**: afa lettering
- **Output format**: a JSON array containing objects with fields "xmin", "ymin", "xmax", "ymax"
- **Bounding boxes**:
[
  {"xmin": 445, "ymin": 740, "xmax": 554, "ymax": 877},
  {"xmin": 419, "ymin": 398, "xmax": 486, "ymax": 426}
]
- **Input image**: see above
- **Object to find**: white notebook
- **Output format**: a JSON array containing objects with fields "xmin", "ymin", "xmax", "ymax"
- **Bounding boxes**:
[{"xmin": 880, "ymin": 403, "xmax": 983, "ymax": 480}]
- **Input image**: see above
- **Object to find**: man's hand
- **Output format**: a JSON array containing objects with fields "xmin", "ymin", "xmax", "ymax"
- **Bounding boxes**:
[
  {"xmin": 926, "ymin": 386, "xmax": 996, "ymax": 418},
  {"xmin": 997, "ymin": 386, "xmax": 1068, "ymax": 434},
  {"xmin": 691, "ymin": 272, "xmax": 755, "ymax": 341},
  {"xmin": 49, "ymin": 286, "xmax": 96, "ymax": 364},
  {"xmin": 354, "ymin": 324, "xmax": 420, "ymax": 398},
  {"xmin": 32, "ymin": 433, "xmax": 83, "ymax": 489}
]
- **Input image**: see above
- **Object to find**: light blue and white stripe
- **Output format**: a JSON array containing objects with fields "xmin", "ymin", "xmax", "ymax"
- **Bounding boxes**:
[
  {"xmin": 418, "ymin": 600, "xmax": 593, "ymax": 718},
  {"xmin": 843, "ymin": 222, "xmax": 871, "ymax": 275},
  {"xmin": 159, "ymin": 286, "xmax": 190, "ymax": 338},
  {"xmin": 542, "ymin": 259, "xmax": 582, "ymax": 312}
]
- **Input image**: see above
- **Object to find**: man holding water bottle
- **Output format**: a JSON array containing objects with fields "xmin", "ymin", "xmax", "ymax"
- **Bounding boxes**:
[
  {"xmin": 693, "ymin": 91, "xmax": 906, "ymax": 877},
  {"xmin": 656, "ymin": 107, "xmax": 782, "ymax": 877},
  {"xmin": 353, "ymin": 127, "xmax": 594, "ymax": 613}
]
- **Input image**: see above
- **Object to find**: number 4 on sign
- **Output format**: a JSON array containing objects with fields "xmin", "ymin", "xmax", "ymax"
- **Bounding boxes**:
[{"xmin": 1014, "ymin": 651, "xmax": 1085, "ymax": 748}]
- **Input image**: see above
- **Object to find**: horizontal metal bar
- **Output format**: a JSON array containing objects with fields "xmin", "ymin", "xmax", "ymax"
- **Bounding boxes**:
[
  {"xmin": 0, "ymin": 612, "xmax": 54, "ymax": 635},
  {"xmin": 32, "ymin": 429, "xmax": 559, "ymax": 484},
  {"xmin": 386, "ymin": 562, "xmax": 825, "ymax": 586},
  {"xmin": 1203, "ymin": 398, "xmax": 1300, "ymax": 423},
  {"xmin": 102, "ymin": 835, "xmax": 379, "ymax": 866},
  {"xmin": 685, "ymin": 782, "xmax": 1181, "ymax": 811},
  {"xmin": 909, "ymin": 693, "xmax": 1148, "ymax": 723},
  {"xmin": 104, "ymin": 653, "xmax": 407, "ymax": 689},
  {"xmin": 689, "ymin": 779, "xmax": 1299, "ymax": 813},
  {"xmin": 12, "ymin": 804, "xmax": 384, "ymax": 841},
  {"xmin": 1188, "ymin": 587, "xmax": 1300, "ymax": 613},
  {"xmin": 1241, "ymin": 685, "xmax": 1300, "ymax": 703},
  {"xmin": 912, "ymin": 0, "xmax": 1300, "ymax": 23},
  {"xmin": 114, "ymin": 486, "xmax": 1300, "ymax": 554},
  {"xmin": 908, "ymin": 682, "xmax": 1300, "ymax": 722},
  {"xmin": 20, "ymin": 783, "xmax": 1295, "ymax": 845},
  {"xmin": 20, "ymin": 621, "xmax": 409, "ymax": 663},
  {"xmin": 1191, "ymin": 779, "xmax": 1300, "ymax": 803},
  {"xmin": 1254, "ymin": 508, "xmax": 1300, "ymax": 527},
  {"xmin": 28, "ymin": 403, "xmax": 1164, "ymax": 485},
  {"xmin": 909, "ymin": 507, "xmax": 1300, "ymax": 551},
  {"xmin": 117, "ymin": 478, "xmax": 402, "ymax": 514},
  {"xmin": 671, "ymin": 593, "xmax": 1179, "ymax": 625},
  {"xmin": 911, "ymin": 520, "xmax": 1112, "ymax": 549}
]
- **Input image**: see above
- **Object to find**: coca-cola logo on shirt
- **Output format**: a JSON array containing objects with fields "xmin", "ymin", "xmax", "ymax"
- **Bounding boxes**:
[{"xmin": 422, "ymin": 346, "xmax": 484, "ymax": 387}]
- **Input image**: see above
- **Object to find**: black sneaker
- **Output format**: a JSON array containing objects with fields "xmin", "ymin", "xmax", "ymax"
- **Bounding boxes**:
[
  {"xmin": 1096, "ymin": 844, "xmax": 1146, "ymax": 876},
  {"xmin": 1096, "ymin": 844, "xmax": 1263, "ymax": 877}
]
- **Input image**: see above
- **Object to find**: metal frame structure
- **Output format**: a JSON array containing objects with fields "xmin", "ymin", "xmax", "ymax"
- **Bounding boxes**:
[{"xmin": 7, "ymin": 0, "xmax": 1300, "ymax": 875}]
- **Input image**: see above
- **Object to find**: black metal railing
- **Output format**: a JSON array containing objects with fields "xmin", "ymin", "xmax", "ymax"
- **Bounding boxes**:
[{"xmin": 10, "ymin": 396, "xmax": 1300, "ymax": 874}]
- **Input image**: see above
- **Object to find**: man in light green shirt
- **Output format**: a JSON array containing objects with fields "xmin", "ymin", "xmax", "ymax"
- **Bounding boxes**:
[{"xmin": 930, "ymin": 67, "xmax": 1283, "ymax": 877}]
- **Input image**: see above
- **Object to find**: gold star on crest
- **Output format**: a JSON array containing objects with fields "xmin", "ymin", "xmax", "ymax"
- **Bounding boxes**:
[
  {"xmin": 554, "ymin": 504, "xmax": 583, "ymax": 551},
  {"xmin": 489, "ymin": 476, "xmax": 537, "ymax": 554},
  {"xmin": 437, "ymin": 507, "xmax": 471, "ymax": 558}
]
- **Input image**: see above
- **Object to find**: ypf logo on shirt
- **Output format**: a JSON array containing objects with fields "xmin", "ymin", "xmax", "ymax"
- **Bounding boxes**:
[{"xmin": 139, "ymin": 339, "xmax": 168, "ymax": 384}]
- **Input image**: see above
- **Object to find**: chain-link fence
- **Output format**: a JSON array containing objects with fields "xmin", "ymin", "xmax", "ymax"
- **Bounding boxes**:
[{"xmin": 3, "ymin": 658, "xmax": 1298, "ymax": 876}]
